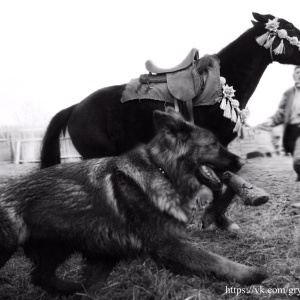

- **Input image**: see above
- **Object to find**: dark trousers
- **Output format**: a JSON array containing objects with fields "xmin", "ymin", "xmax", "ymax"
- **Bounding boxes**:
[{"xmin": 284, "ymin": 124, "xmax": 300, "ymax": 177}]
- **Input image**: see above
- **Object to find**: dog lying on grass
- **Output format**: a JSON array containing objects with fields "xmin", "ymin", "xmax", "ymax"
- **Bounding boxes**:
[{"xmin": 0, "ymin": 108, "xmax": 267, "ymax": 298}]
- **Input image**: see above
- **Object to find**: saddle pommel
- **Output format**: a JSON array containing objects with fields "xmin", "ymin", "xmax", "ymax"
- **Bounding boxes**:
[{"xmin": 145, "ymin": 48, "xmax": 199, "ymax": 74}]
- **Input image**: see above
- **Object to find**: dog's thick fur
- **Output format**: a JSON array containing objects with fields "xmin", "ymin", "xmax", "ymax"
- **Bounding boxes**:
[{"xmin": 0, "ymin": 108, "xmax": 267, "ymax": 297}]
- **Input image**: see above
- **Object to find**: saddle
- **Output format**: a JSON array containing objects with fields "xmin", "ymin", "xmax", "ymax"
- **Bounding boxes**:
[{"xmin": 121, "ymin": 49, "xmax": 222, "ymax": 123}]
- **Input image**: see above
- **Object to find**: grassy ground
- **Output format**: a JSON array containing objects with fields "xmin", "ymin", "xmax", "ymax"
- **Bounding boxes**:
[{"xmin": 0, "ymin": 157, "xmax": 300, "ymax": 300}]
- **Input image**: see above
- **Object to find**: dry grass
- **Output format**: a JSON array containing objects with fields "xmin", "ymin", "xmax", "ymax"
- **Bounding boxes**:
[{"xmin": 1, "ymin": 156, "xmax": 300, "ymax": 300}]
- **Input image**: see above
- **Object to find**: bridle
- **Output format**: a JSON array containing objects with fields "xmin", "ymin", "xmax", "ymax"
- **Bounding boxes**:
[
  {"xmin": 256, "ymin": 17, "xmax": 300, "ymax": 63},
  {"xmin": 267, "ymin": 32, "xmax": 277, "ymax": 63}
]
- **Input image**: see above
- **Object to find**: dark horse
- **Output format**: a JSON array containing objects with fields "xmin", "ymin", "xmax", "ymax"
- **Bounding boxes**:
[{"xmin": 41, "ymin": 13, "xmax": 300, "ymax": 230}]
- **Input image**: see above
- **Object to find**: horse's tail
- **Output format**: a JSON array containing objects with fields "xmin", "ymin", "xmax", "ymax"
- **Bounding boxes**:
[{"xmin": 40, "ymin": 104, "xmax": 77, "ymax": 169}]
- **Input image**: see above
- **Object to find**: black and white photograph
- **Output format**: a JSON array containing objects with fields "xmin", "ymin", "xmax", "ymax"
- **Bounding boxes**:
[{"xmin": 1, "ymin": 1, "xmax": 300, "ymax": 299}]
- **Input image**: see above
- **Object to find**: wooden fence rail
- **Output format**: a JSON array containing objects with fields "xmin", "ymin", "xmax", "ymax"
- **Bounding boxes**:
[{"xmin": 0, "ymin": 131, "xmax": 82, "ymax": 164}]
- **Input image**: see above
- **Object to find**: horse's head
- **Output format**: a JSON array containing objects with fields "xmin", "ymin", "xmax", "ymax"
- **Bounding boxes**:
[{"xmin": 252, "ymin": 12, "xmax": 300, "ymax": 65}]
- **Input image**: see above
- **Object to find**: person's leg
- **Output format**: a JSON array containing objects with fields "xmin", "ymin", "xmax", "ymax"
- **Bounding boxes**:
[
  {"xmin": 283, "ymin": 125, "xmax": 300, "ymax": 180},
  {"xmin": 291, "ymin": 136, "xmax": 300, "ymax": 207},
  {"xmin": 293, "ymin": 135, "xmax": 300, "ymax": 181}
]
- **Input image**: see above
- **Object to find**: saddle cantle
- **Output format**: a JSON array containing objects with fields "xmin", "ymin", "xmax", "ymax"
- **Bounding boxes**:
[
  {"xmin": 121, "ymin": 50, "xmax": 222, "ymax": 123},
  {"xmin": 145, "ymin": 48, "xmax": 199, "ymax": 74}
]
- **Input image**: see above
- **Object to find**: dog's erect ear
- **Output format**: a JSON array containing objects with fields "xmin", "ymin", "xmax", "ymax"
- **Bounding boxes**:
[
  {"xmin": 252, "ymin": 12, "xmax": 275, "ymax": 24},
  {"xmin": 165, "ymin": 106, "xmax": 183, "ymax": 117},
  {"xmin": 153, "ymin": 108, "xmax": 187, "ymax": 132}
]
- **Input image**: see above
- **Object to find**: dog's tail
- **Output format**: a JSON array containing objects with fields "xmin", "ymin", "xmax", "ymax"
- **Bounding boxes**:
[{"xmin": 40, "ymin": 104, "xmax": 76, "ymax": 169}]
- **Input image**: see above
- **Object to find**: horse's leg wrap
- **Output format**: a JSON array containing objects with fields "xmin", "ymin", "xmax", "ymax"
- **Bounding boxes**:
[{"xmin": 221, "ymin": 171, "xmax": 269, "ymax": 206}]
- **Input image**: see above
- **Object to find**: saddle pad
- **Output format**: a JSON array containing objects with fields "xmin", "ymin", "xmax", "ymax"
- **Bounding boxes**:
[
  {"xmin": 193, "ymin": 65, "xmax": 222, "ymax": 106},
  {"xmin": 121, "ymin": 78, "xmax": 174, "ymax": 104}
]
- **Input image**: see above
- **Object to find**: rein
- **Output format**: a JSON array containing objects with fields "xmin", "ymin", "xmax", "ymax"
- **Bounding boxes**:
[
  {"xmin": 267, "ymin": 32, "xmax": 277, "ymax": 63},
  {"xmin": 269, "ymin": 46, "xmax": 274, "ymax": 62}
]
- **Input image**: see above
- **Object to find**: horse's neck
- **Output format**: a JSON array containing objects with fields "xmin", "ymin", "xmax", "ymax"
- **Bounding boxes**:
[{"xmin": 217, "ymin": 27, "xmax": 271, "ymax": 109}]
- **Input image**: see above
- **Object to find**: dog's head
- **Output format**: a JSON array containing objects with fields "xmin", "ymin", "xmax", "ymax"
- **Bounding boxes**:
[{"xmin": 152, "ymin": 107, "xmax": 244, "ymax": 190}]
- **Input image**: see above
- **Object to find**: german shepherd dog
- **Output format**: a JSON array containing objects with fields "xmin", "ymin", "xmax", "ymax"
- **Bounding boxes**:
[{"xmin": 0, "ymin": 108, "xmax": 267, "ymax": 297}]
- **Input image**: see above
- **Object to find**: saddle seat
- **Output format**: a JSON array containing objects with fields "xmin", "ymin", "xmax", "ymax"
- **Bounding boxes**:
[{"xmin": 145, "ymin": 48, "xmax": 199, "ymax": 74}]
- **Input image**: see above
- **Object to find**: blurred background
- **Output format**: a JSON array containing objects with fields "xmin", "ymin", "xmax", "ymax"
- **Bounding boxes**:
[{"xmin": 0, "ymin": 0, "xmax": 298, "ymax": 163}]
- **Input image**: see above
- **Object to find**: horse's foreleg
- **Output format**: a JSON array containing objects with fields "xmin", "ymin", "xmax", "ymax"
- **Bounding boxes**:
[
  {"xmin": 201, "ymin": 187, "xmax": 239, "ymax": 231},
  {"xmin": 201, "ymin": 171, "xmax": 270, "ymax": 231}
]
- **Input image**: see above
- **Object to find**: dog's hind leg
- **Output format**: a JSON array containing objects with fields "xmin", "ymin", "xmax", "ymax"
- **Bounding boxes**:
[
  {"xmin": 24, "ymin": 241, "xmax": 82, "ymax": 296},
  {"xmin": 153, "ymin": 238, "xmax": 267, "ymax": 285},
  {"xmin": 80, "ymin": 257, "xmax": 119, "ymax": 299}
]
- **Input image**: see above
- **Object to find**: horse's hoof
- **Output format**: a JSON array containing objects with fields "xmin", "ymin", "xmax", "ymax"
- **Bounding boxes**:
[
  {"xmin": 244, "ymin": 193, "xmax": 269, "ymax": 206},
  {"xmin": 227, "ymin": 222, "xmax": 240, "ymax": 233},
  {"xmin": 215, "ymin": 214, "xmax": 240, "ymax": 231},
  {"xmin": 201, "ymin": 211, "xmax": 215, "ymax": 229}
]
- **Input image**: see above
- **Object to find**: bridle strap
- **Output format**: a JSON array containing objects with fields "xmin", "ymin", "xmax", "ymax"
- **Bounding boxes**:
[{"xmin": 269, "ymin": 45, "xmax": 274, "ymax": 63}]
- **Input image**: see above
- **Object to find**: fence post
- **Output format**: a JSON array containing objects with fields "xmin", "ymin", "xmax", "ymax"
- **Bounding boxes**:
[{"xmin": 14, "ymin": 140, "xmax": 21, "ymax": 164}]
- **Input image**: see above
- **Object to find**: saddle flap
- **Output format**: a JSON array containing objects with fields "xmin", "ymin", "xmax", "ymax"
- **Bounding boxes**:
[{"xmin": 166, "ymin": 66, "xmax": 202, "ymax": 101}]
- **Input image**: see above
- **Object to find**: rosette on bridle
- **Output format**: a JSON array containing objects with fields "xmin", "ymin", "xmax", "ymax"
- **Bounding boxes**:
[{"xmin": 256, "ymin": 17, "xmax": 300, "ymax": 55}]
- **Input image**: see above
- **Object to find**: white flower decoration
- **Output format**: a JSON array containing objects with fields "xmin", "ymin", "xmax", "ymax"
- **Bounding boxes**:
[
  {"xmin": 231, "ymin": 99, "xmax": 240, "ymax": 108},
  {"xmin": 290, "ymin": 36, "xmax": 299, "ymax": 45},
  {"xmin": 241, "ymin": 108, "xmax": 250, "ymax": 120},
  {"xmin": 218, "ymin": 76, "xmax": 251, "ymax": 138},
  {"xmin": 222, "ymin": 85, "xmax": 235, "ymax": 99},
  {"xmin": 277, "ymin": 29, "xmax": 287, "ymax": 39},
  {"xmin": 220, "ymin": 76, "xmax": 226, "ymax": 86},
  {"xmin": 265, "ymin": 18, "xmax": 280, "ymax": 32}
]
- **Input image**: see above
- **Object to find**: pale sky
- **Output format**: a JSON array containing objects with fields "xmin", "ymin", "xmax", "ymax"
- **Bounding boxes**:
[{"xmin": 0, "ymin": 0, "xmax": 299, "ymax": 127}]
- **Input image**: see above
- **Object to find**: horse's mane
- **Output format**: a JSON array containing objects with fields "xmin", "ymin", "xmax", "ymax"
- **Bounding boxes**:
[
  {"xmin": 214, "ymin": 22, "xmax": 270, "ymax": 108},
  {"xmin": 217, "ymin": 24, "xmax": 264, "ymax": 63},
  {"xmin": 196, "ymin": 54, "xmax": 220, "ymax": 74}
]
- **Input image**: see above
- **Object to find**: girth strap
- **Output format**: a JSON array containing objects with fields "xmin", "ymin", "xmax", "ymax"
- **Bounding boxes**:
[
  {"xmin": 186, "ymin": 100, "xmax": 194, "ymax": 124},
  {"xmin": 138, "ymin": 73, "xmax": 196, "ymax": 123}
]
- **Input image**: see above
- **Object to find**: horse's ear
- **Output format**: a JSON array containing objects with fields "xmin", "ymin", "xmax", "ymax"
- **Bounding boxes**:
[
  {"xmin": 153, "ymin": 108, "xmax": 186, "ymax": 132},
  {"xmin": 252, "ymin": 12, "xmax": 275, "ymax": 24},
  {"xmin": 251, "ymin": 20, "xmax": 258, "ymax": 26}
]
